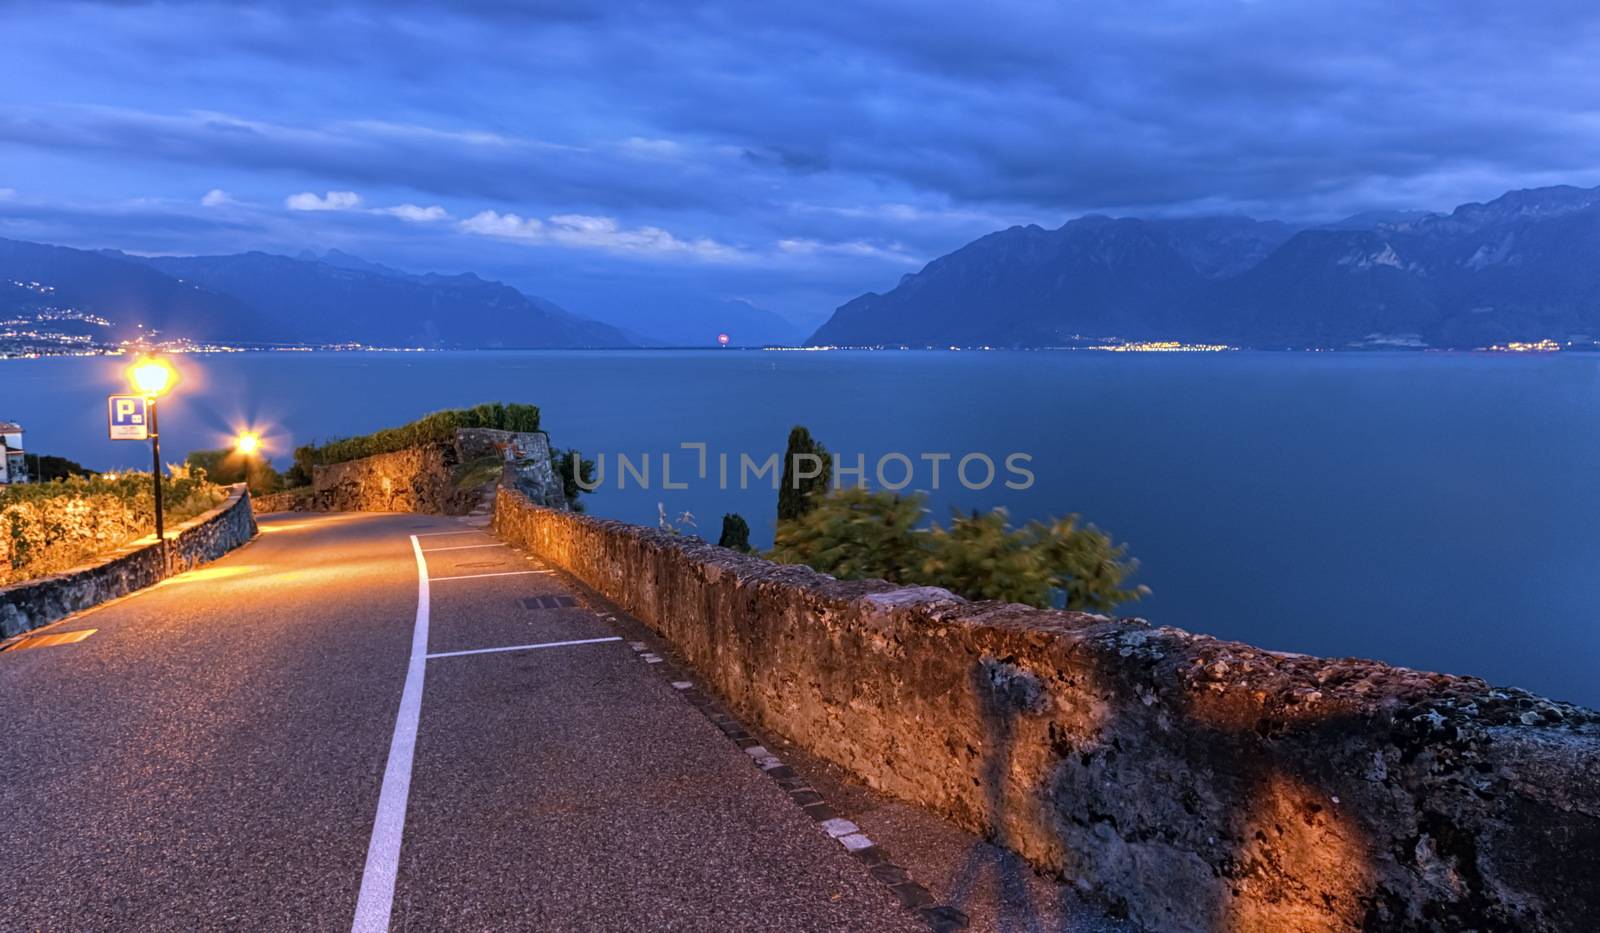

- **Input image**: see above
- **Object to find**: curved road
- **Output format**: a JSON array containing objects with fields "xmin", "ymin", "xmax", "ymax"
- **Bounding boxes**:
[{"xmin": 0, "ymin": 512, "xmax": 923, "ymax": 932}]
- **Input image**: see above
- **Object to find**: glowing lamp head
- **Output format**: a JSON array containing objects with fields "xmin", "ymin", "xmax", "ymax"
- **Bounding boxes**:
[
  {"xmin": 717, "ymin": 333, "xmax": 730, "ymax": 346},
  {"xmin": 236, "ymin": 432, "xmax": 261, "ymax": 455},
  {"xmin": 129, "ymin": 356, "xmax": 176, "ymax": 396}
]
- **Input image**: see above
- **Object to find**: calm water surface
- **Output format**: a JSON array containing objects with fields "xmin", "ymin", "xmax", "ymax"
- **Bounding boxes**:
[{"xmin": 6, "ymin": 350, "xmax": 1597, "ymax": 707}]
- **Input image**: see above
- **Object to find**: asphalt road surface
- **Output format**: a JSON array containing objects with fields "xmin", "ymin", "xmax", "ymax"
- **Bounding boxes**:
[{"xmin": 0, "ymin": 512, "xmax": 927, "ymax": 932}]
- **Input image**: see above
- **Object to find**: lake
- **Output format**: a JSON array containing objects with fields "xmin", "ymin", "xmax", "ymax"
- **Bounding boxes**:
[{"xmin": 6, "ymin": 349, "xmax": 1598, "ymax": 708}]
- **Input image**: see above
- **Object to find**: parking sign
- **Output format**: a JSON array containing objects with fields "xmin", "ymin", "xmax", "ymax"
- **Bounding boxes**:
[{"xmin": 108, "ymin": 395, "xmax": 150, "ymax": 440}]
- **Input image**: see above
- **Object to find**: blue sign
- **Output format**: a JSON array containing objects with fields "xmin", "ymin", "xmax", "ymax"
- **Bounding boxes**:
[{"xmin": 108, "ymin": 394, "xmax": 150, "ymax": 440}]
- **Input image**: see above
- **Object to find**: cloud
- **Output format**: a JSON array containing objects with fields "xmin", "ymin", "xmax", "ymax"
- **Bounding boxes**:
[
  {"xmin": 777, "ymin": 237, "xmax": 922, "ymax": 265},
  {"xmin": 285, "ymin": 190, "xmax": 362, "ymax": 211},
  {"xmin": 458, "ymin": 210, "xmax": 542, "ymax": 239},
  {"xmin": 284, "ymin": 192, "xmax": 446, "ymax": 221},
  {"xmin": 620, "ymin": 136, "xmax": 683, "ymax": 158},
  {"xmin": 378, "ymin": 203, "xmax": 448, "ymax": 222},
  {"xmin": 460, "ymin": 210, "xmax": 743, "ymax": 261},
  {"xmin": 0, "ymin": 188, "xmax": 15, "ymax": 200},
  {"xmin": 11, "ymin": 0, "xmax": 1600, "ymax": 320},
  {"xmin": 0, "ymin": 106, "xmax": 749, "ymax": 215},
  {"xmin": 200, "ymin": 188, "xmax": 233, "ymax": 207}
]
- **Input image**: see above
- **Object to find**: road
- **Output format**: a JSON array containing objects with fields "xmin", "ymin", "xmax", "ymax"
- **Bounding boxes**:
[
  {"xmin": 0, "ymin": 511, "xmax": 935, "ymax": 932},
  {"xmin": 2, "ymin": 510, "xmax": 1131, "ymax": 932}
]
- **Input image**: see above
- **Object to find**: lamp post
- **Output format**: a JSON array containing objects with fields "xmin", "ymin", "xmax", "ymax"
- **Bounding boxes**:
[{"xmin": 128, "ymin": 356, "xmax": 177, "ymax": 561}]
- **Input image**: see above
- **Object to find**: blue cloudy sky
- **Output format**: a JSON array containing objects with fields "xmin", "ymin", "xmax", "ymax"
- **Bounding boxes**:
[{"xmin": 3, "ymin": 0, "xmax": 1599, "ymax": 327}]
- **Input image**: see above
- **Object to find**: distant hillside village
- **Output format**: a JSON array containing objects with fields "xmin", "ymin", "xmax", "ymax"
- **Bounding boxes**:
[{"xmin": 0, "ymin": 422, "xmax": 30, "ymax": 484}]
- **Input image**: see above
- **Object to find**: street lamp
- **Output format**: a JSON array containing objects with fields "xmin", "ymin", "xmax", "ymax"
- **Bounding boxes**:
[
  {"xmin": 127, "ymin": 355, "xmax": 177, "ymax": 559},
  {"xmin": 235, "ymin": 432, "xmax": 261, "ymax": 456},
  {"xmin": 130, "ymin": 357, "xmax": 175, "ymax": 396}
]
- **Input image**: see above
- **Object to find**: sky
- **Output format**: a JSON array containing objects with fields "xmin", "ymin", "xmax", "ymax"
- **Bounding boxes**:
[{"xmin": 3, "ymin": 0, "xmax": 1600, "ymax": 329}]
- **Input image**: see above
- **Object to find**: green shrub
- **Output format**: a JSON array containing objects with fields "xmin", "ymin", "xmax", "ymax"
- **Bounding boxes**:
[
  {"xmin": 29, "ymin": 454, "xmax": 95, "ymax": 481},
  {"xmin": 770, "ymin": 487, "xmax": 926, "ymax": 584},
  {"xmin": 185, "ymin": 448, "xmax": 284, "ymax": 497},
  {"xmin": 550, "ymin": 446, "xmax": 596, "ymax": 511},
  {"xmin": 770, "ymin": 488, "xmax": 1148, "ymax": 613},
  {"xmin": 717, "ymin": 513, "xmax": 752, "ymax": 552}
]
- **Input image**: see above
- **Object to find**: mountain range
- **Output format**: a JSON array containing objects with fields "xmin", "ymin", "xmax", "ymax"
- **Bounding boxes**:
[
  {"xmin": 808, "ymin": 184, "xmax": 1600, "ymax": 349},
  {"xmin": 0, "ymin": 238, "xmax": 810, "ymax": 350},
  {"xmin": 0, "ymin": 239, "xmax": 631, "ymax": 348},
  {"xmin": 8, "ymin": 181, "xmax": 1600, "ymax": 352}
]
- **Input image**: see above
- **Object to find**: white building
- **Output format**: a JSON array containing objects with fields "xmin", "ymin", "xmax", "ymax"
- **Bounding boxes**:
[{"xmin": 0, "ymin": 422, "xmax": 27, "ymax": 484}]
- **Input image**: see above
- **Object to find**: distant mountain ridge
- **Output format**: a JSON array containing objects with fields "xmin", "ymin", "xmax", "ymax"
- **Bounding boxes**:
[
  {"xmin": 808, "ymin": 183, "xmax": 1600, "ymax": 348},
  {"xmin": 0, "ymin": 238, "xmax": 632, "ymax": 348},
  {"xmin": 134, "ymin": 250, "xmax": 630, "ymax": 348},
  {"xmin": 0, "ymin": 237, "xmax": 269, "ymax": 342}
]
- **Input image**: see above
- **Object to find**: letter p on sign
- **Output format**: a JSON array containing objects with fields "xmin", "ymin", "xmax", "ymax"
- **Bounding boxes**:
[{"xmin": 108, "ymin": 394, "xmax": 150, "ymax": 440}]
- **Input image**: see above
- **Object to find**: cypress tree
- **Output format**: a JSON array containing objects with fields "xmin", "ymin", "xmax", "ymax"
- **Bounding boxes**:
[
  {"xmin": 718, "ymin": 513, "xmax": 752, "ymax": 552},
  {"xmin": 777, "ymin": 425, "xmax": 831, "ymax": 523}
]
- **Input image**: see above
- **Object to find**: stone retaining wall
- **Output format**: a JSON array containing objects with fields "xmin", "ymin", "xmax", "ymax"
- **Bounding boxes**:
[
  {"xmin": 0, "ymin": 485, "xmax": 258, "ymax": 638},
  {"xmin": 312, "ymin": 444, "xmax": 459, "ymax": 513},
  {"xmin": 306, "ymin": 428, "xmax": 561, "ymax": 514},
  {"xmin": 251, "ymin": 489, "xmax": 312, "ymax": 514},
  {"xmin": 493, "ymin": 486, "xmax": 1600, "ymax": 932}
]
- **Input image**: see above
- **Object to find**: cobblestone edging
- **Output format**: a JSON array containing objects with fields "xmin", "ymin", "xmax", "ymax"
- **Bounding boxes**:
[
  {"xmin": 493, "ymin": 485, "xmax": 1600, "ymax": 933},
  {"xmin": 0, "ymin": 485, "xmax": 257, "ymax": 639}
]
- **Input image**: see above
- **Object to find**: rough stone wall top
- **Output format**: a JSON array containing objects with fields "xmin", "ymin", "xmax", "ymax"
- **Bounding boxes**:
[{"xmin": 492, "ymin": 486, "xmax": 1600, "ymax": 932}]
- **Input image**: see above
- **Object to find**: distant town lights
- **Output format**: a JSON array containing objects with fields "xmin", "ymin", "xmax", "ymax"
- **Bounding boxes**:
[{"xmin": 128, "ymin": 356, "xmax": 177, "ymax": 396}]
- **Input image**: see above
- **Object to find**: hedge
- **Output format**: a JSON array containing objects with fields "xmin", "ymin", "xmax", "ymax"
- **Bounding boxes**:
[{"xmin": 1, "ymin": 471, "xmax": 227, "ymax": 584}]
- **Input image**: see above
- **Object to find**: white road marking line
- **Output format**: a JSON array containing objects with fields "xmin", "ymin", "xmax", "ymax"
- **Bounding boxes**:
[
  {"xmin": 430, "ymin": 570, "xmax": 553, "ymax": 581},
  {"xmin": 420, "ymin": 543, "xmax": 507, "ymax": 552},
  {"xmin": 426, "ymin": 636, "xmax": 622, "ymax": 659},
  {"xmin": 351, "ymin": 534, "xmax": 431, "ymax": 933},
  {"xmin": 412, "ymin": 530, "xmax": 491, "ymax": 537}
]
